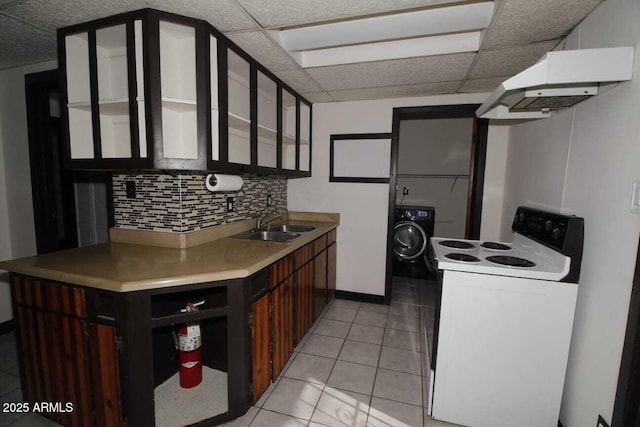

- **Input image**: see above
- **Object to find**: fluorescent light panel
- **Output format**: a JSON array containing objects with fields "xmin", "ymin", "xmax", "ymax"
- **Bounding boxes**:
[
  {"xmin": 276, "ymin": 2, "xmax": 494, "ymax": 51},
  {"xmin": 300, "ymin": 32, "xmax": 482, "ymax": 68}
]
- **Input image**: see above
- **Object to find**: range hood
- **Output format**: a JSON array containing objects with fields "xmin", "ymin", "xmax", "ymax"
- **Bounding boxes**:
[{"xmin": 476, "ymin": 47, "xmax": 635, "ymax": 119}]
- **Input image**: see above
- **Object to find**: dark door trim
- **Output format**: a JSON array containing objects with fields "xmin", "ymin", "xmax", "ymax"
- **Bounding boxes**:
[
  {"xmin": 384, "ymin": 105, "xmax": 488, "ymax": 302},
  {"xmin": 612, "ymin": 235, "xmax": 640, "ymax": 426},
  {"xmin": 25, "ymin": 69, "xmax": 79, "ymax": 254}
]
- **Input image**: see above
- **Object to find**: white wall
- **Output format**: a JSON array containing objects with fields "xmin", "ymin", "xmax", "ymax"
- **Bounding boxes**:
[
  {"xmin": 0, "ymin": 61, "xmax": 56, "ymax": 323},
  {"xmin": 288, "ymin": 93, "xmax": 508, "ymax": 296},
  {"xmin": 499, "ymin": 1, "xmax": 640, "ymax": 425}
]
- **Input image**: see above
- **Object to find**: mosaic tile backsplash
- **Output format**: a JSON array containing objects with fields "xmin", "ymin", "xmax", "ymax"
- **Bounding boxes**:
[{"xmin": 113, "ymin": 173, "xmax": 287, "ymax": 232}]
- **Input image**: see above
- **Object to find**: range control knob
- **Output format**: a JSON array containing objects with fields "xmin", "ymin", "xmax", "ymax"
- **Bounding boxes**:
[
  {"xmin": 552, "ymin": 227, "xmax": 562, "ymax": 240},
  {"xmin": 545, "ymin": 221, "xmax": 553, "ymax": 232}
]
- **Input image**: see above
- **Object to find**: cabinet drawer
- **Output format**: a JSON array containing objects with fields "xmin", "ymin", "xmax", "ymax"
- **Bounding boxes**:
[
  {"xmin": 294, "ymin": 243, "xmax": 314, "ymax": 268},
  {"xmin": 11, "ymin": 275, "xmax": 86, "ymax": 318},
  {"xmin": 313, "ymin": 235, "xmax": 328, "ymax": 255},
  {"xmin": 269, "ymin": 254, "xmax": 294, "ymax": 288},
  {"xmin": 327, "ymin": 229, "xmax": 337, "ymax": 245}
]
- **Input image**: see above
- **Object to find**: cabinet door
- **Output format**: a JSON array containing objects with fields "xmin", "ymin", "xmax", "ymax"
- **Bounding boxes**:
[
  {"xmin": 313, "ymin": 250, "xmax": 328, "ymax": 321},
  {"xmin": 280, "ymin": 88, "xmax": 297, "ymax": 171},
  {"xmin": 295, "ymin": 261, "xmax": 314, "ymax": 345},
  {"xmin": 327, "ymin": 243, "xmax": 337, "ymax": 303},
  {"xmin": 299, "ymin": 100, "xmax": 311, "ymax": 174},
  {"xmin": 271, "ymin": 276, "xmax": 294, "ymax": 380},
  {"xmin": 227, "ymin": 48, "xmax": 252, "ymax": 166},
  {"xmin": 88, "ymin": 324, "xmax": 123, "ymax": 427},
  {"xmin": 251, "ymin": 294, "xmax": 271, "ymax": 404},
  {"xmin": 257, "ymin": 70, "xmax": 278, "ymax": 169}
]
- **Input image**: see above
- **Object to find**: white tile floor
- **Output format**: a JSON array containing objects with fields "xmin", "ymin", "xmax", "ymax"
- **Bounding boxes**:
[
  {"xmin": 225, "ymin": 276, "xmax": 459, "ymax": 427},
  {"xmin": 0, "ymin": 276, "xmax": 457, "ymax": 427}
]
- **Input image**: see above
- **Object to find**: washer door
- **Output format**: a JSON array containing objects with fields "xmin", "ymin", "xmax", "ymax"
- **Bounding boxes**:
[{"xmin": 393, "ymin": 221, "xmax": 428, "ymax": 261}]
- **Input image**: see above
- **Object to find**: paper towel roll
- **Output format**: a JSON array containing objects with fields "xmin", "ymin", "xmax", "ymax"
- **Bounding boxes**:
[{"xmin": 205, "ymin": 174, "xmax": 244, "ymax": 192}]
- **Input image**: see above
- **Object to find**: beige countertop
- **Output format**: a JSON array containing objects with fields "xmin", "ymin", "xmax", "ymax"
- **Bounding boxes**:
[{"xmin": 0, "ymin": 219, "xmax": 337, "ymax": 293}]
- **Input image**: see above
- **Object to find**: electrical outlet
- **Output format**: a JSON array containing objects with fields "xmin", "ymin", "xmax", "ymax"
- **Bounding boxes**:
[
  {"xmin": 125, "ymin": 181, "xmax": 136, "ymax": 199},
  {"xmin": 597, "ymin": 415, "xmax": 610, "ymax": 427},
  {"xmin": 226, "ymin": 197, "xmax": 234, "ymax": 212},
  {"xmin": 267, "ymin": 194, "xmax": 273, "ymax": 207},
  {"xmin": 631, "ymin": 179, "xmax": 640, "ymax": 213},
  {"xmin": 403, "ymin": 187, "xmax": 409, "ymax": 196}
]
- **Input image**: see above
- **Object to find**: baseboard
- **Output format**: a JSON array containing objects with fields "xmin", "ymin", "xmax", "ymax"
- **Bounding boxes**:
[
  {"xmin": 335, "ymin": 290, "xmax": 386, "ymax": 305},
  {"xmin": 0, "ymin": 320, "xmax": 15, "ymax": 335}
]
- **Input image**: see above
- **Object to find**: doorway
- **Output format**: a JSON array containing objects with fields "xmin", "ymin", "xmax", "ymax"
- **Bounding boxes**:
[
  {"xmin": 384, "ymin": 105, "xmax": 488, "ymax": 301},
  {"xmin": 25, "ymin": 70, "xmax": 112, "ymax": 254}
]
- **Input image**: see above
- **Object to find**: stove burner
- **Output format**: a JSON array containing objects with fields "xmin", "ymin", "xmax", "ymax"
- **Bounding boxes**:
[
  {"xmin": 481, "ymin": 242, "xmax": 512, "ymax": 251},
  {"xmin": 486, "ymin": 255, "xmax": 536, "ymax": 268},
  {"xmin": 439, "ymin": 240, "xmax": 475, "ymax": 250},
  {"xmin": 445, "ymin": 253, "xmax": 481, "ymax": 263}
]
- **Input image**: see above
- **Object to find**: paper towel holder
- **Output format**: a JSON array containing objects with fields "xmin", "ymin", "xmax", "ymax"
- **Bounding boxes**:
[{"xmin": 205, "ymin": 173, "xmax": 244, "ymax": 192}]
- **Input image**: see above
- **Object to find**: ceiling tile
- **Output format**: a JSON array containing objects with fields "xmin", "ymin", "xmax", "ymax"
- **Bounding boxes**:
[
  {"xmin": 328, "ymin": 81, "xmax": 462, "ymax": 101},
  {"xmin": 147, "ymin": 0, "xmax": 258, "ymax": 32},
  {"xmin": 226, "ymin": 31, "xmax": 299, "ymax": 73},
  {"xmin": 306, "ymin": 53, "xmax": 475, "ymax": 92},
  {"xmin": 482, "ymin": 0, "xmax": 602, "ymax": 49},
  {"xmin": 300, "ymin": 91, "xmax": 335, "ymax": 103},
  {"xmin": 234, "ymin": 0, "xmax": 462, "ymax": 28},
  {"xmin": 459, "ymin": 77, "xmax": 506, "ymax": 93},
  {"xmin": 469, "ymin": 39, "xmax": 560, "ymax": 79},
  {"xmin": 0, "ymin": 14, "xmax": 56, "ymax": 69},
  {"xmin": 273, "ymin": 69, "xmax": 325, "ymax": 93}
]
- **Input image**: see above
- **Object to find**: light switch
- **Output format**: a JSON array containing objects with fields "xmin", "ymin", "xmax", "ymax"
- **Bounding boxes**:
[{"xmin": 631, "ymin": 180, "xmax": 640, "ymax": 213}]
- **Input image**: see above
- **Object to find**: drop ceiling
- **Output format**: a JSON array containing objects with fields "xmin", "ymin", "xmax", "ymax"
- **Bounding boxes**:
[{"xmin": 0, "ymin": 0, "xmax": 603, "ymax": 103}]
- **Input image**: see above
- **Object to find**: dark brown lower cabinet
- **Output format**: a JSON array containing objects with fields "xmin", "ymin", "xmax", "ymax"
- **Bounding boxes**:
[
  {"xmin": 327, "ymin": 242, "xmax": 337, "ymax": 302},
  {"xmin": 88, "ymin": 324, "xmax": 123, "ymax": 427},
  {"xmin": 313, "ymin": 250, "xmax": 328, "ymax": 320},
  {"xmin": 295, "ymin": 261, "xmax": 314, "ymax": 345},
  {"xmin": 271, "ymin": 275, "xmax": 294, "ymax": 380},
  {"xmin": 11, "ymin": 275, "xmax": 102, "ymax": 427},
  {"xmin": 251, "ymin": 294, "xmax": 270, "ymax": 404}
]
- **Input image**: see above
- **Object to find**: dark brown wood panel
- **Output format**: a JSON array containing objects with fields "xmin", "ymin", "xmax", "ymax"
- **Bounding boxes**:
[
  {"xmin": 313, "ymin": 235, "xmax": 328, "ymax": 256},
  {"xmin": 271, "ymin": 276, "xmax": 294, "ymax": 380},
  {"xmin": 327, "ymin": 243, "xmax": 337, "ymax": 303},
  {"xmin": 295, "ymin": 261, "xmax": 314, "ymax": 345},
  {"xmin": 12, "ymin": 275, "xmax": 86, "ymax": 318},
  {"xmin": 251, "ymin": 295, "xmax": 271, "ymax": 403},
  {"xmin": 269, "ymin": 254, "xmax": 294, "ymax": 289},
  {"xmin": 89, "ymin": 324, "xmax": 123, "ymax": 427},
  {"xmin": 327, "ymin": 229, "xmax": 337, "ymax": 245},
  {"xmin": 313, "ymin": 250, "xmax": 328, "ymax": 320},
  {"xmin": 294, "ymin": 243, "xmax": 314, "ymax": 269}
]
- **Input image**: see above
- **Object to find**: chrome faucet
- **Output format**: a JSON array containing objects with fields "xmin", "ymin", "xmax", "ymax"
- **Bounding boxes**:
[{"xmin": 256, "ymin": 212, "xmax": 283, "ymax": 230}]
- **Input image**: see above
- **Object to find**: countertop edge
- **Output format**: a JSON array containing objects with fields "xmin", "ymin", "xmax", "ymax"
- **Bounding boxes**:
[{"xmin": 1, "ymin": 222, "xmax": 338, "ymax": 293}]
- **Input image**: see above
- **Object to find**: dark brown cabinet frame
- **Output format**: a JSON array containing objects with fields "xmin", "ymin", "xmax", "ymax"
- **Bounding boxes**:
[{"xmin": 58, "ymin": 8, "xmax": 312, "ymax": 177}]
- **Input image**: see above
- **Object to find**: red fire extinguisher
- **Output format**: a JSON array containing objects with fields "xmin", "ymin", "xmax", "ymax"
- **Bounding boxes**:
[{"xmin": 176, "ymin": 301, "xmax": 205, "ymax": 388}]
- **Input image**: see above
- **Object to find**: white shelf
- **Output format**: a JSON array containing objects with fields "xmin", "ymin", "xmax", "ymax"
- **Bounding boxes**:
[
  {"xmin": 300, "ymin": 138, "xmax": 310, "ymax": 145},
  {"xmin": 283, "ymin": 133, "xmax": 296, "ymax": 146},
  {"xmin": 228, "ymin": 112, "xmax": 250, "ymax": 134},
  {"xmin": 162, "ymin": 97, "xmax": 197, "ymax": 113},
  {"xmin": 99, "ymin": 100, "xmax": 129, "ymax": 116},
  {"xmin": 68, "ymin": 101, "xmax": 92, "ymax": 111}
]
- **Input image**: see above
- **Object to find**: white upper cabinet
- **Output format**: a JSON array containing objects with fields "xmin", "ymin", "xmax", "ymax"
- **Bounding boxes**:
[
  {"xmin": 60, "ymin": 9, "xmax": 310, "ymax": 175},
  {"xmin": 281, "ymin": 89, "xmax": 297, "ymax": 170},
  {"xmin": 257, "ymin": 71, "xmax": 277, "ymax": 169}
]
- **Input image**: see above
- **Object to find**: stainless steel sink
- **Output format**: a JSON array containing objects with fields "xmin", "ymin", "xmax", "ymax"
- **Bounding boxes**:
[
  {"xmin": 232, "ymin": 230, "xmax": 301, "ymax": 242},
  {"xmin": 269, "ymin": 224, "xmax": 316, "ymax": 233}
]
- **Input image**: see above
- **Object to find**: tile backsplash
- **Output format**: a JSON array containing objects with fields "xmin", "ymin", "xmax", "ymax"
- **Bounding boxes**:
[{"xmin": 113, "ymin": 173, "xmax": 287, "ymax": 233}]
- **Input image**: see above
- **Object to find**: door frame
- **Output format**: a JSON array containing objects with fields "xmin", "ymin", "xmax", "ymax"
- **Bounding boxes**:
[{"xmin": 384, "ymin": 105, "xmax": 489, "ymax": 302}]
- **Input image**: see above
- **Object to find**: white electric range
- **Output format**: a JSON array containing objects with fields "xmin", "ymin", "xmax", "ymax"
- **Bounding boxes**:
[{"xmin": 426, "ymin": 207, "xmax": 584, "ymax": 427}]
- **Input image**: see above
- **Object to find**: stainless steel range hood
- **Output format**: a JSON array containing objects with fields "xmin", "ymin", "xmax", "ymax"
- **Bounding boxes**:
[{"xmin": 476, "ymin": 47, "xmax": 635, "ymax": 119}]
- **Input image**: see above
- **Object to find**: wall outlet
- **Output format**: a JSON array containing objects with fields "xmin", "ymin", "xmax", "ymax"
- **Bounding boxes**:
[
  {"xmin": 597, "ymin": 415, "xmax": 610, "ymax": 427},
  {"xmin": 125, "ymin": 181, "xmax": 136, "ymax": 199},
  {"xmin": 631, "ymin": 179, "xmax": 640, "ymax": 213},
  {"xmin": 226, "ymin": 197, "xmax": 234, "ymax": 212},
  {"xmin": 403, "ymin": 187, "xmax": 409, "ymax": 196},
  {"xmin": 267, "ymin": 194, "xmax": 273, "ymax": 207}
]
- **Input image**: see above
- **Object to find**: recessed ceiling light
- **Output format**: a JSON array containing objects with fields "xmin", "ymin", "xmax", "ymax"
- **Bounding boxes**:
[{"xmin": 270, "ymin": 2, "xmax": 494, "ymax": 51}]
